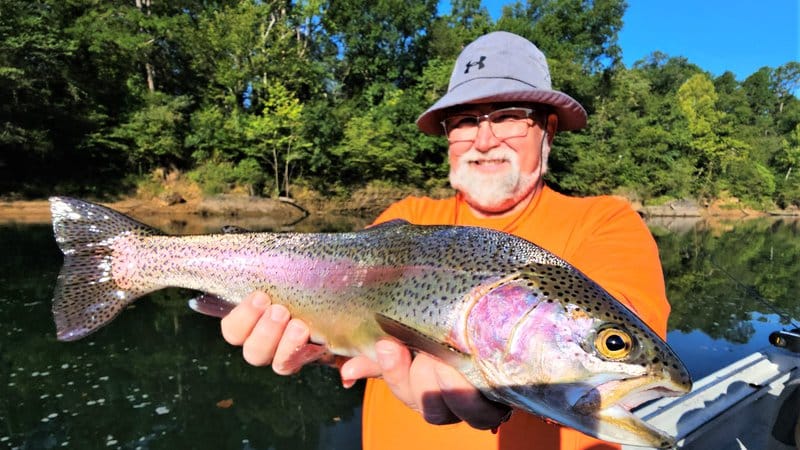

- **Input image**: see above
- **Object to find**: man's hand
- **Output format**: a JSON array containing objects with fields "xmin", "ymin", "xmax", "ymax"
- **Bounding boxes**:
[
  {"xmin": 221, "ymin": 291, "xmax": 317, "ymax": 374},
  {"xmin": 339, "ymin": 341, "xmax": 511, "ymax": 429},
  {"xmin": 221, "ymin": 291, "xmax": 511, "ymax": 429}
]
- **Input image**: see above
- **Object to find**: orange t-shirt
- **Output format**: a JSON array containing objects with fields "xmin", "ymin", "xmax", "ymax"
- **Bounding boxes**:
[{"xmin": 362, "ymin": 185, "xmax": 670, "ymax": 450}]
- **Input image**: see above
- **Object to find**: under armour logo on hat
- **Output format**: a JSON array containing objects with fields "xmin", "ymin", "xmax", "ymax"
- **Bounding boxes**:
[{"xmin": 464, "ymin": 56, "xmax": 486, "ymax": 73}]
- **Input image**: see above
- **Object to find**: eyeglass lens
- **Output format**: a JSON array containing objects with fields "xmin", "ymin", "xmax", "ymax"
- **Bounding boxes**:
[{"xmin": 443, "ymin": 108, "xmax": 534, "ymax": 143}]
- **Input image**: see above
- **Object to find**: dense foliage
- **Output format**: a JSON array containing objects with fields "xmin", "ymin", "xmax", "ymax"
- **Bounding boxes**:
[{"xmin": 1, "ymin": 0, "xmax": 798, "ymax": 207}]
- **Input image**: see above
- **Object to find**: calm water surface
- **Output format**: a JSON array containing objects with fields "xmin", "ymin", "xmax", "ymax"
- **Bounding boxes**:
[{"xmin": 1, "ymin": 214, "xmax": 798, "ymax": 449}]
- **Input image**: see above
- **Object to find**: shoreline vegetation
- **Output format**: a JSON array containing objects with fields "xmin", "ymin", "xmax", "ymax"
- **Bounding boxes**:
[
  {"xmin": 4, "ymin": 2, "xmax": 798, "ymax": 220},
  {"xmin": 3, "ymin": 183, "xmax": 798, "ymax": 232}
]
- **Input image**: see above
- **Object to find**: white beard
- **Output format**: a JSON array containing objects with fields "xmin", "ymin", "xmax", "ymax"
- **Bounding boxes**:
[{"xmin": 449, "ymin": 145, "xmax": 548, "ymax": 212}]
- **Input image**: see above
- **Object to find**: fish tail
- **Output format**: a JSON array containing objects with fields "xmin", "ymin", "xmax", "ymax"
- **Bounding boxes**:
[{"xmin": 49, "ymin": 197, "xmax": 162, "ymax": 341}]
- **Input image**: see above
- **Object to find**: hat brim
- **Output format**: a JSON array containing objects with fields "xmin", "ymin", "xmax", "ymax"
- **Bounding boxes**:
[{"xmin": 416, "ymin": 78, "xmax": 587, "ymax": 135}]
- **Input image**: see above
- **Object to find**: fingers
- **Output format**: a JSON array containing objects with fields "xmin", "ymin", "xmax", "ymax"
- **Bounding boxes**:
[
  {"xmin": 372, "ymin": 339, "xmax": 511, "ymax": 430},
  {"xmin": 220, "ymin": 291, "xmax": 271, "ymax": 345},
  {"xmin": 434, "ymin": 364, "xmax": 512, "ymax": 430},
  {"xmin": 375, "ymin": 340, "xmax": 417, "ymax": 411},
  {"xmin": 340, "ymin": 356, "xmax": 382, "ymax": 389},
  {"xmin": 221, "ymin": 292, "xmax": 315, "ymax": 373},
  {"xmin": 271, "ymin": 318, "xmax": 312, "ymax": 375},
  {"xmin": 411, "ymin": 354, "xmax": 460, "ymax": 425},
  {"xmin": 241, "ymin": 304, "xmax": 291, "ymax": 367}
]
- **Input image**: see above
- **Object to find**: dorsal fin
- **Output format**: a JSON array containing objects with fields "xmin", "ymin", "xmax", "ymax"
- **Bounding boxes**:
[{"xmin": 367, "ymin": 219, "xmax": 410, "ymax": 229}]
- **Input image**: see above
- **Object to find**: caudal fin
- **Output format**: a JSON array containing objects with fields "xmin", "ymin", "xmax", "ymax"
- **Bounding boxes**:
[{"xmin": 49, "ymin": 197, "xmax": 162, "ymax": 341}]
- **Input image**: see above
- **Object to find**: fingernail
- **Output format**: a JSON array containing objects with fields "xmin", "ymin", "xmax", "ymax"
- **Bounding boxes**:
[
  {"xmin": 341, "ymin": 379, "xmax": 356, "ymax": 389},
  {"xmin": 251, "ymin": 295, "xmax": 269, "ymax": 308},
  {"xmin": 340, "ymin": 365, "xmax": 355, "ymax": 380},
  {"xmin": 270, "ymin": 305, "xmax": 289, "ymax": 322}
]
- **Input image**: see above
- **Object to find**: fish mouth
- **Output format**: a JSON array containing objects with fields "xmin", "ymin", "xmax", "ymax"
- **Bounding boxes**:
[{"xmin": 573, "ymin": 375, "xmax": 691, "ymax": 448}]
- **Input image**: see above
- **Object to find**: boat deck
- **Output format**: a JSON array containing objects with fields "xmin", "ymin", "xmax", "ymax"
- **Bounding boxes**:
[{"xmin": 623, "ymin": 347, "xmax": 799, "ymax": 449}]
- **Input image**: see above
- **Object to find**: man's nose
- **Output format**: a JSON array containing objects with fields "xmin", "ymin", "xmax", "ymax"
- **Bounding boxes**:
[{"xmin": 472, "ymin": 121, "xmax": 500, "ymax": 152}]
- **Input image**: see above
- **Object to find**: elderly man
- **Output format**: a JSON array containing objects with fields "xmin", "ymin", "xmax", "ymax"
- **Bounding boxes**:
[{"xmin": 221, "ymin": 31, "xmax": 670, "ymax": 450}]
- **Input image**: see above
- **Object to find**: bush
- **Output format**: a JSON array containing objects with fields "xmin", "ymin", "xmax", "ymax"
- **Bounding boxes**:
[{"xmin": 188, "ymin": 161, "xmax": 238, "ymax": 195}]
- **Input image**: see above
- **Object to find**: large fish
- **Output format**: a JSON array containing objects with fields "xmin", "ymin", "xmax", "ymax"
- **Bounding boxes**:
[{"xmin": 49, "ymin": 197, "xmax": 691, "ymax": 447}]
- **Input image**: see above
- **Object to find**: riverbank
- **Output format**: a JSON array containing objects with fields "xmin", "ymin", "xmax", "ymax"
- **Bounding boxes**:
[{"xmin": 2, "ymin": 188, "xmax": 798, "ymax": 229}]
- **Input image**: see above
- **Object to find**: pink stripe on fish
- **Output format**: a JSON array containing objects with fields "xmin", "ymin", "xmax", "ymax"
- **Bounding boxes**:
[
  {"xmin": 254, "ymin": 253, "xmax": 422, "ymax": 290},
  {"xmin": 111, "ymin": 234, "xmax": 426, "ymax": 294}
]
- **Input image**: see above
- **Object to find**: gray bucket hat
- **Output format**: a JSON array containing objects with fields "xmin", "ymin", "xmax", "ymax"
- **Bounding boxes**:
[{"xmin": 416, "ymin": 31, "xmax": 587, "ymax": 134}]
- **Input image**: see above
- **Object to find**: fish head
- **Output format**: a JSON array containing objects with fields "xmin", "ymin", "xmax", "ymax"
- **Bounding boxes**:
[{"xmin": 464, "ymin": 268, "xmax": 692, "ymax": 447}]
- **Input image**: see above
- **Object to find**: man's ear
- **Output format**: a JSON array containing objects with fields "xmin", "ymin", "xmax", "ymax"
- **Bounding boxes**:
[{"xmin": 546, "ymin": 112, "xmax": 558, "ymax": 144}]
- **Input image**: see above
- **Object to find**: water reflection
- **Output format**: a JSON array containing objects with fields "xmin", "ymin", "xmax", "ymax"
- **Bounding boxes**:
[
  {"xmin": 0, "ymin": 224, "xmax": 363, "ymax": 450},
  {"xmin": 653, "ymin": 217, "xmax": 800, "ymax": 379},
  {"xmin": 1, "ymin": 216, "xmax": 798, "ymax": 449}
]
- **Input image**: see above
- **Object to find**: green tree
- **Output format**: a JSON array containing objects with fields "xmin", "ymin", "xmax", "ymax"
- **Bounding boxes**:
[
  {"xmin": 0, "ymin": 0, "xmax": 100, "ymax": 194},
  {"xmin": 180, "ymin": 1, "xmax": 330, "ymax": 195},
  {"xmin": 553, "ymin": 66, "xmax": 695, "ymax": 201},
  {"xmin": 496, "ymin": 0, "xmax": 626, "ymax": 110},
  {"xmin": 105, "ymin": 93, "xmax": 193, "ymax": 172},
  {"xmin": 714, "ymin": 71, "xmax": 754, "ymax": 126},
  {"xmin": 244, "ymin": 83, "xmax": 310, "ymax": 197},
  {"xmin": 742, "ymin": 67, "xmax": 778, "ymax": 125},
  {"xmin": 633, "ymin": 52, "xmax": 703, "ymax": 96},
  {"xmin": 320, "ymin": 0, "xmax": 437, "ymax": 97},
  {"xmin": 184, "ymin": 0, "xmax": 328, "ymax": 108},
  {"xmin": 331, "ymin": 86, "xmax": 424, "ymax": 185},
  {"xmin": 677, "ymin": 73, "xmax": 749, "ymax": 198},
  {"xmin": 426, "ymin": 0, "xmax": 492, "ymax": 60},
  {"xmin": 771, "ymin": 62, "xmax": 800, "ymax": 114},
  {"xmin": 771, "ymin": 62, "xmax": 800, "ymax": 136},
  {"xmin": 774, "ymin": 123, "xmax": 800, "ymax": 207}
]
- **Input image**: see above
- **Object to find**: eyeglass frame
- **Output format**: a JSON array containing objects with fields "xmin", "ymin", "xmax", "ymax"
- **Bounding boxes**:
[{"xmin": 440, "ymin": 106, "xmax": 537, "ymax": 144}]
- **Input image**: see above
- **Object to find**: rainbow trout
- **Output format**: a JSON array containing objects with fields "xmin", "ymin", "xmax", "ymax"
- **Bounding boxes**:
[{"xmin": 49, "ymin": 197, "xmax": 691, "ymax": 447}]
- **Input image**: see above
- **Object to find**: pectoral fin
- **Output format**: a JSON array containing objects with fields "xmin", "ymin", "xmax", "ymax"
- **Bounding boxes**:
[
  {"xmin": 188, "ymin": 294, "xmax": 237, "ymax": 318},
  {"xmin": 374, "ymin": 313, "xmax": 471, "ymax": 368}
]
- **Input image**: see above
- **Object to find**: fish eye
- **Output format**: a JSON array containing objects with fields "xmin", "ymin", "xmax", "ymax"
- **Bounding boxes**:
[{"xmin": 595, "ymin": 328, "xmax": 633, "ymax": 360}]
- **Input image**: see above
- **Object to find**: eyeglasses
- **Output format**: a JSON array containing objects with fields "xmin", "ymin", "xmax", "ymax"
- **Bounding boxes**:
[{"xmin": 441, "ymin": 107, "xmax": 535, "ymax": 143}]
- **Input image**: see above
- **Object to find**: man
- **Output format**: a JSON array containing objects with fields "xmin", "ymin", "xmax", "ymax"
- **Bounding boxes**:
[{"xmin": 221, "ymin": 31, "xmax": 670, "ymax": 450}]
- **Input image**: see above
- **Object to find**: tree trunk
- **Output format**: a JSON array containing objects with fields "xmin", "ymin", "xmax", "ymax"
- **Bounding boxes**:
[
  {"xmin": 272, "ymin": 146, "xmax": 280, "ymax": 197},
  {"xmin": 283, "ymin": 143, "xmax": 291, "ymax": 197},
  {"xmin": 135, "ymin": 0, "xmax": 156, "ymax": 92},
  {"xmin": 145, "ymin": 62, "xmax": 155, "ymax": 92}
]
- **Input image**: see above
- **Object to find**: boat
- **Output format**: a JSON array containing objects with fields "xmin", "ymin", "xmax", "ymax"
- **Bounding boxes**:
[{"xmin": 623, "ymin": 328, "xmax": 800, "ymax": 449}]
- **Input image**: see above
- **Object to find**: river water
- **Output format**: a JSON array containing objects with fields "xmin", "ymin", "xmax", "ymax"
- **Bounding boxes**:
[{"xmin": 1, "ymin": 214, "xmax": 798, "ymax": 449}]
